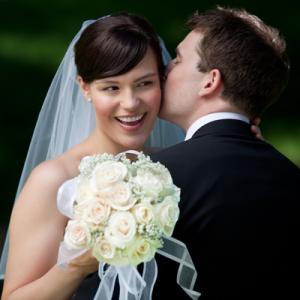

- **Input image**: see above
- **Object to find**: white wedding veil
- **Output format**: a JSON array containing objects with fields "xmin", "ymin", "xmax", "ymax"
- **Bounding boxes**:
[{"xmin": 0, "ymin": 17, "xmax": 184, "ymax": 279}]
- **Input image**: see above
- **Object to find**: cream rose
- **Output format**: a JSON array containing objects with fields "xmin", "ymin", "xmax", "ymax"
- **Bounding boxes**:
[
  {"xmin": 93, "ymin": 239, "xmax": 115, "ymax": 260},
  {"xmin": 73, "ymin": 198, "xmax": 90, "ymax": 219},
  {"xmin": 156, "ymin": 196, "xmax": 180, "ymax": 236},
  {"xmin": 134, "ymin": 170, "xmax": 163, "ymax": 199},
  {"xmin": 128, "ymin": 237, "xmax": 156, "ymax": 265},
  {"xmin": 92, "ymin": 161, "xmax": 127, "ymax": 190},
  {"xmin": 157, "ymin": 167, "xmax": 173, "ymax": 186},
  {"xmin": 132, "ymin": 204, "xmax": 154, "ymax": 224},
  {"xmin": 73, "ymin": 180, "xmax": 95, "ymax": 218},
  {"xmin": 100, "ymin": 181, "xmax": 135, "ymax": 210},
  {"xmin": 64, "ymin": 220, "xmax": 91, "ymax": 250},
  {"xmin": 105, "ymin": 211, "xmax": 136, "ymax": 248},
  {"xmin": 173, "ymin": 186, "xmax": 181, "ymax": 202},
  {"xmin": 84, "ymin": 198, "xmax": 111, "ymax": 225},
  {"xmin": 76, "ymin": 179, "xmax": 94, "ymax": 201}
]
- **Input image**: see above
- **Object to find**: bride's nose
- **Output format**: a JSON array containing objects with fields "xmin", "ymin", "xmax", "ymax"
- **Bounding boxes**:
[{"xmin": 120, "ymin": 90, "xmax": 140, "ymax": 110}]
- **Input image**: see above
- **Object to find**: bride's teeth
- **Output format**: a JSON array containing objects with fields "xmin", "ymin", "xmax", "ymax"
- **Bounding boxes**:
[{"xmin": 117, "ymin": 115, "xmax": 144, "ymax": 122}]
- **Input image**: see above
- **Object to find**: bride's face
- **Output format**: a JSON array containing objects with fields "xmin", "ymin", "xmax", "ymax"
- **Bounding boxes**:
[{"xmin": 79, "ymin": 48, "xmax": 161, "ymax": 152}]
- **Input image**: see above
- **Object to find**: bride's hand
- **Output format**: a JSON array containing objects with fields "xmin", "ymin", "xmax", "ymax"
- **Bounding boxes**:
[
  {"xmin": 67, "ymin": 249, "xmax": 99, "ymax": 277},
  {"xmin": 250, "ymin": 117, "xmax": 264, "ymax": 141}
]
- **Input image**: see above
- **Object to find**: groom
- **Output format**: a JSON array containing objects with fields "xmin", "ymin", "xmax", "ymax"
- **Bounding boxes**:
[{"xmin": 152, "ymin": 7, "xmax": 300, "ymax": 300}]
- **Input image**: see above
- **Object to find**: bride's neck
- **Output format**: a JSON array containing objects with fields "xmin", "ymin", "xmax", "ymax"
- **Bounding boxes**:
[{"xmin": 84, "ymin": 130, "xmax": 145, "ymax": 156}]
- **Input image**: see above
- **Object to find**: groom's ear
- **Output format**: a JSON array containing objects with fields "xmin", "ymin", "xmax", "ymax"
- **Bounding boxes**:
[{"xmin": 198, "ymin": 69, "xmax": 222, "ymax": 98}]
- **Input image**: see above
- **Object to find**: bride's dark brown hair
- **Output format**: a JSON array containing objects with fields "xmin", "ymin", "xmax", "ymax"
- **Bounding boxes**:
[{"xmin": 74, "ymin": 13, "xmax": 165, "ymax": 84}]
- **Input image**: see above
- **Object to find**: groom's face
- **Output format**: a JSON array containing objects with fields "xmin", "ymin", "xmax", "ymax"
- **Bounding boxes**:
[{"xmin": 160, "ymin": 30, "xmax": 206, "ymax": 130}]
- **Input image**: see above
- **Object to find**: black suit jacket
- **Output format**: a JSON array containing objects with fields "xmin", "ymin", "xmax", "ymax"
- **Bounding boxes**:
[{"xmin": 150, "ymin": 119, "xmax": 300, "ymax": 300}]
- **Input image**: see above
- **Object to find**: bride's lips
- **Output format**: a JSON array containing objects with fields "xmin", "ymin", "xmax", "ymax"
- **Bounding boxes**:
[{"xmin": 115, "ymin": 113, "xmax": 147, "ymax": 131}]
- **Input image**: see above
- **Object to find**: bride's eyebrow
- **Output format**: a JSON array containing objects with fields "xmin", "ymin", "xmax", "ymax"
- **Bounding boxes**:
[
  {"xmin": 96, "ymin": 79, "xmax": 119, "ymax": 84},
  {"xmin": 95, "ymin": 72, "xmax": 157, "ymax": 85},
  {"xmin": 134, "ymin": 72, "xmax": 157, "ymax": 82}
]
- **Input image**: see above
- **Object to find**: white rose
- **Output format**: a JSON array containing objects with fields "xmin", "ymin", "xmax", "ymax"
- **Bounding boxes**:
[
  {"xmin": 132, "ymin": 204, "xmax": 154, "ymax": 224},
  {"xmin": 92, "ymin": 161, "xmax": 127, "ymax": 190},
  {"xmin": 156, "ymin": 196, "xmax": 180, "ymax": 236},
  {"xmin": 105, "ymin": 211, "xmax": 136, "ymax": 248},
  {"xmin": 157, "ymin": 167, "xmax": 173, "ymax": 185},
  {"xmin": 100, "ymin": 181, "xmax": 135, "ymax": 210},
  {"xmin": 134, "ymin": 170, "xmax": 163, "ymax": 199},
  {"xmin": 73, "ymin": 197, "xmax": 90, "ymax": 219},
  {"xmin": 173, "ymin": 186, "xmax": 181, "ymax": 202},
  {"xmin": 73, "ymin": 180, "xmax": 95, "ymax": 219},
  {"xmin": 84, "ymin": 198, "xmax": 111, "ymax": 225},
  {"xmin": 75, "ymin": 179, "xmax": 94, "ymax": 203},
  {"xmin": 128, "ymin": 237, "xmax": 156, "ymax": 265},
  {"xmin": 64, "ymin": 220, "xmax": 91, "ymax": 249},
  {"xmin": 93, "ymin": 239, "xmax": 115, "ymax": 260},
  {"xmin": 78, "ymin": 155, "xmax": 93, "ymax": 172}
]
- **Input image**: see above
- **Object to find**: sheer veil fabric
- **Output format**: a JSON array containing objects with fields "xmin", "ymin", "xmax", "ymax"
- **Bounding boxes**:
[{"xmin": 0, "ymin": 18, "xmax": 184, "ymax": 279}]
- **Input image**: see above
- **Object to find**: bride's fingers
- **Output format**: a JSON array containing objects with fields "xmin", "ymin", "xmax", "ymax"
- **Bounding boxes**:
[
  {"xmin": 250, "ymin": 117, "xmax": 264, "ymax": 140},
  {"xmin": 250, "ymin": 124, "xmax": 264, "ymax": 141},
  {"xmin": 252, "ymin": 117, "xmax": 261, "ymax": 127},
  {"xmin": 68, "ymin": 250, "xmax": 99, "ymax": 274}
]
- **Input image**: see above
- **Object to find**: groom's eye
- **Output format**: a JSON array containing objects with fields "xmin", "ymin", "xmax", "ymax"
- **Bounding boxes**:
[
  {"xmin": 170, "ymin": 57, "xmax": 178, "ymax": 67},
  {"xmin": 172, "ymin": 57, "xmax": 179, "ymax": 65}
]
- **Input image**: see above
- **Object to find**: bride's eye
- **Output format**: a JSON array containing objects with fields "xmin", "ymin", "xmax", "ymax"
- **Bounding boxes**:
[
  {"xmin": 103, "ymin": 86, "xmax": 119, "ymax": 92},
  {"xmin": 137, "ymin": 81, "xmax": 153, "ymax": 88}
]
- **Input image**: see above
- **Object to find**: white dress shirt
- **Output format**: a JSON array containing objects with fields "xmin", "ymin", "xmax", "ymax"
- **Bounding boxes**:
[{"xmin": 185, "ymin": 112, "xmax": 250, "ymax": 141}]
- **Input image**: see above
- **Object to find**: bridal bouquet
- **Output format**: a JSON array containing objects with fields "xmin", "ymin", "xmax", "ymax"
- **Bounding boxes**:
[{"xmin": 62, "ymin": 151, "xmax": 180, "ymax": 266}]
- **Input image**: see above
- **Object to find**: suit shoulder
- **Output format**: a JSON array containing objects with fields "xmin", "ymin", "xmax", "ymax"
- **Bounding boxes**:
[{"xmin": 150, "ymin": 140, "xmax": 188, "ymax": 161}]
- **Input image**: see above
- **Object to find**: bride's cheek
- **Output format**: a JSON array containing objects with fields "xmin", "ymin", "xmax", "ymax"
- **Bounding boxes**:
[
  {"xmin": 146, "ymin": 88, "xmax": 161, "ymax": 111},
  {"xmin": 93, "ymin": 97, "xmax": 117, "ymax": 117}
]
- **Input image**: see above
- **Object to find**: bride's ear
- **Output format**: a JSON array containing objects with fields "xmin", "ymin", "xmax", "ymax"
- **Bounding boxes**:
[
  {"xmin": 77, "ymin": 76, "xmax": 91, "ymax": 101},
  {"xmin": 198, "ymin": 69, "xmax": 222, "ymax": 98}
]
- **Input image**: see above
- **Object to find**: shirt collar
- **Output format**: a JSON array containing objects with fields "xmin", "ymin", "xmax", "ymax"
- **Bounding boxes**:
[{"xmin": 185, "ymin": 112, "xmax": 250, "ymax": 141}]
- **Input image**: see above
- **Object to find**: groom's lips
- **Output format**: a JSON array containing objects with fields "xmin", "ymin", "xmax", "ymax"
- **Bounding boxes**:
[{"xmin": 115, "ymin": 113, "xmax": 147, "ymax": 131}]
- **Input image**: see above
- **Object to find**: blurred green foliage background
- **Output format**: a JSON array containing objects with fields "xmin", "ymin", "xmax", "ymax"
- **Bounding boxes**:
[{"xmin": 0, "ymin": 0, "xmax": 299, "ymax": 232}]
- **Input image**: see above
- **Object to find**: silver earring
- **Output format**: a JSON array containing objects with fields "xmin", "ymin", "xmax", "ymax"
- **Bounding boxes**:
[{"xmin": 86, "ymin": 98, "xmax": 92, "ymax": 102}]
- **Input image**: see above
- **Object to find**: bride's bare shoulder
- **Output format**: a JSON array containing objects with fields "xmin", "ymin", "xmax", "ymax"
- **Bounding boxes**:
[
  {"xmin": 10, "ymin": 156, "xmax": 73, "ymax": 223},
  {"xmin": 23, "ymin": 153, "xmax": 78, "ymax": 195},
  {"xmin": 17, "ymin": 140, "xmax": 90, "ymax": 206},
  {"xmin": 33, "ymin": 159, "xmax": 67, "ymax": 183}
]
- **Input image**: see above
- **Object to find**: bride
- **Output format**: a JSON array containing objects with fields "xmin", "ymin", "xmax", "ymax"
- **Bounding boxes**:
[{"xmin": 0, "ymin": 13, "xmax": 184, "ymax": 300}]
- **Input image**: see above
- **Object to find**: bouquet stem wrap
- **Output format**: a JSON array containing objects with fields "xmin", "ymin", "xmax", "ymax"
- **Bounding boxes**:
[
  {"xmin": 94, "ymin": 259, "xmax": 157, "ymax": 300},
  {"xmin": 57, "ymin": 151, "xmax": 201, "ymax": 299}
]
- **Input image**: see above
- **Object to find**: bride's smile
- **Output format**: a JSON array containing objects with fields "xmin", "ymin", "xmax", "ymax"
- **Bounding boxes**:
[{"xmin": 115, "ymin": 113, "xmax": 147, "ymax": 130}]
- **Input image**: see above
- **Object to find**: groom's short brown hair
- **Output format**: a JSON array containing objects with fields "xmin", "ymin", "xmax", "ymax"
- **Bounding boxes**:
[{"xmin": 187, "ymin": 6, "xmax": 290, "ymax": 117}]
